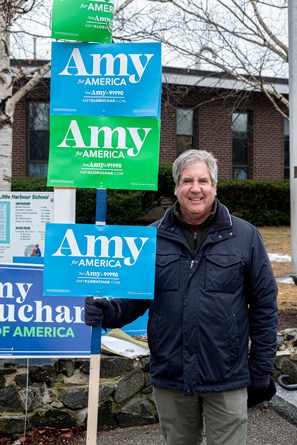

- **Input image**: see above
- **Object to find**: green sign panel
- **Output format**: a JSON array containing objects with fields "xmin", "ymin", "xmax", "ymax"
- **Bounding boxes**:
[
  {"xmin": 47, "ymin": 115, "xmax": 160, "ymax": 190},
  {"xmin": 51, "ymin": 0, "xmax": 114, "ymax": 43}
]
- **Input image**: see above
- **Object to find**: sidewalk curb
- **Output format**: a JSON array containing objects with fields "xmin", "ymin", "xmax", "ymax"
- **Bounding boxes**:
[{"xmin": 270, "ymin": 383, "xmax": 297, "ymax": 425}]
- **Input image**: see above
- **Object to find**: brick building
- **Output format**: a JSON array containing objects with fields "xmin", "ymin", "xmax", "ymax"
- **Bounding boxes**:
[{"xmin": 12, "ymin": 62, "xmax": 289, "ymax": 181}]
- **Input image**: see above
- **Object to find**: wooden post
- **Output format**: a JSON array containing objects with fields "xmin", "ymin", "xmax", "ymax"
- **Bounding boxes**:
[
  {"xmin": 86, "ymin": 323, "xmax": 102, "ymax": 445},
  {"xmin": 86, "ymin": 189, "xmax": 107, "ymax": 444}
]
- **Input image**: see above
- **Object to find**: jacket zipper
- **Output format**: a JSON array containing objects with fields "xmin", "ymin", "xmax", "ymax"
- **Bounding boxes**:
[{"xmin": 193, "ymin": 232, "xmax": 198, "ymax": 252}]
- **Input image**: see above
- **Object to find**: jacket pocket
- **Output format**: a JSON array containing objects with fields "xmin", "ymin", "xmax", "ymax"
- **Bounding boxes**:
[
  {"xmin": 205, "ymin": 254, "xmax": 243, "ymax": 293},
  {"xmin": 147, "ymin": 312, "xmax": 160, "ymax": 355},
  {"xmin": 226, "ymin": 313, "xmax": 240, "ymax": 367},
  {"xmin": 155, "ymin": 254, "xmax": 180, "ymax": 291}
]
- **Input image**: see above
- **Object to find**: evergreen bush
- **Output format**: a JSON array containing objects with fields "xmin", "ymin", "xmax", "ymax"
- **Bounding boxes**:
[{"xmin": 12, "ymin": 173, "xmax": 290, "ymax": 227}]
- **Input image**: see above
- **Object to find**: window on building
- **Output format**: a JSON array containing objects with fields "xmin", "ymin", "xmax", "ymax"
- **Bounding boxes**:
[
  {"xmin": 232, "ymin": 112, "xmax": 250, "ymax": 179},
  {"xmin": 176, "ymin": 108, "xmax": 193, "ymax": 156},
  {"xmin": 28, "ymin": 101, "xmax": 49, "ymax": 177},
  {"xmin": 284, "ymin": 119, "xmax": 290, "ymax": 179}
]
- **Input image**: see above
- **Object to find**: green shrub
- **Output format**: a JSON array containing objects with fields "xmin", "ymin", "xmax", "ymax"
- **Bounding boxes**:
[
  {"xmin": 12, "ymin": 177, "xmax": 53, "ymax": 192},
  {"xmin": 11, "ymin": 175, "xmax": 290, "ymax": 227},
  {"xmin": 217, "ymin": 180, "xmax": 290, "ymax": 226}
]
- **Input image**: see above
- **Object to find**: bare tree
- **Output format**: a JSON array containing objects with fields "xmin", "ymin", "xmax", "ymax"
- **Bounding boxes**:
[
  {"xmin": 0, "ymin": 0, "xmax": 289, "ymax": 191},
  {"xmin": 115, "ymin": 0, "xmax": 288, "ymax": 117},
  {"xmin": 0, "ymin": 0, "xmax": 51, "ymax": 191}
]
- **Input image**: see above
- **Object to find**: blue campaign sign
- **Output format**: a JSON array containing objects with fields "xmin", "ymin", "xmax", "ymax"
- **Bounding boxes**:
[
  {"xmin": 0, "ymin": 264, "xmax": 91, "ymax": 358},
  {"xmin": 43, "ymin": 223, "xmax": 157, "ymax": 299},
  {"xmin": 50, "ymin": 41, "xmax": 162, "ymax": 118},
  {"xmin": 123, "ymin": 310, "xmax": 148, "ymax": 336}
]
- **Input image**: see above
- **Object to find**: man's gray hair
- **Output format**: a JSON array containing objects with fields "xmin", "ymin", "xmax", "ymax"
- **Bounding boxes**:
[{"xmin": 172, "ymin": 149, "xmax": 218, "ymax": 186}]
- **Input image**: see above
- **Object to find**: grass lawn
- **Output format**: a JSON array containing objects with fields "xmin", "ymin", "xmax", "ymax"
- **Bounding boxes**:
[{"xmin": 258, "ymin": 226, "xmax": 296, "ymax": 311}]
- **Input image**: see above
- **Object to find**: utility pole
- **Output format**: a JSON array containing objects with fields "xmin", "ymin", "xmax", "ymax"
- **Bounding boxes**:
[{"xmin": 288, "ymin": 0, "xmax": 297, "ymax": 284}]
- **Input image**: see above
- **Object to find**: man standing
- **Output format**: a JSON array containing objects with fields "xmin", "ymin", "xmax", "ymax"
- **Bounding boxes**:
[{"xmin": 84, "ymin": 149, "xmax": 278, "ymax": 445}]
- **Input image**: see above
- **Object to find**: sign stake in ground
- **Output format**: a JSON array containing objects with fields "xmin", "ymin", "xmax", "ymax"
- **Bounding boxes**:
[
  {"xmin": 87, "ymin": 322, "xmax": 102, "ymax": 445},
  {"xmin": 86, "ymin": 189, "xmax": 106, "ymax": 445}
]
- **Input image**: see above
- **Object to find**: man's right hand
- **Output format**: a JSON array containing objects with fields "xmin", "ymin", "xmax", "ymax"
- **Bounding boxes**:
[{"xmin": 84, "ymin": 297, "xmax": 117, "ymax": 327}]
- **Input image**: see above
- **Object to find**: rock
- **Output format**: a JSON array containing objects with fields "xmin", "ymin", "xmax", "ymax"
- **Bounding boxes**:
[
  {"xmin": 114, "ymin": 369, "xmax": 145, "ymax": 404},
  {"xmin": 0, "ymin": 385, "xmax": 23, "ymax": 412},
  {"xmin": 29, "ymin": 365, "xmax": 56, "ymax": 384},
  {"xmin": 114, "ymin": 394, "xmax": 157, "ymax": 428},
  {"xmin": 100, "ymin": 355, "xmax": 138, "ymax": 378},
  {"xmin": 59, "ymin": 386, "xmax": 89, "ymax": 410}
]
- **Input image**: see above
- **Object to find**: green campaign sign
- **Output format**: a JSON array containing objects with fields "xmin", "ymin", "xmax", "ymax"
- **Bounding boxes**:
[
  {"xmin": 51, "ymin": 0, "xmax": 114, "ymax": 43},
  {"xmin": 47, "ymin": 115, "xmax": 160, "ymax": 190}
]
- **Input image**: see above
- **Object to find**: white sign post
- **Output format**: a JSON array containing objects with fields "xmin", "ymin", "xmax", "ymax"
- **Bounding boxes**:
[{"xmin": 53, "ymin": 188, "xmax": 76, "ymax": 223}]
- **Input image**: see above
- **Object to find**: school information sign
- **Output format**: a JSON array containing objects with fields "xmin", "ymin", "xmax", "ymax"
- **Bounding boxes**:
[
  {"xmin": 0, "ymin": 192, "xmax": 54, "ymax": 262},
  {"xmin": 43, "ymin": 223, "xmax": 157, "ymax": 298},
  {"xmin": 52, "ymin": 0, "xmax": 114, "ymax": 43},
  {"xmin": 0, "ymin": 264, "xmax": 90, "ymax": 358},
  {"xmin": 50, "ymin": 41, "xmax": 162, "ymax": 118},
  {"xmin": 47, "ymin": 115, "xmax": 160, "ymax": 189}
]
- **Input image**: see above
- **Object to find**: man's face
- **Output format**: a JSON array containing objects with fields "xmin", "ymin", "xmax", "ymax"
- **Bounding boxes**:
[{"xmin": 174, "ymin": 161, "xmax": 217, "ymax": 225}]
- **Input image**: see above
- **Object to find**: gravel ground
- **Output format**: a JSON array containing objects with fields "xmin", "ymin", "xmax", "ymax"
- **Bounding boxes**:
[{"xmin": 76, "ymin": 405, "xmax": 297, "ymax": 445}]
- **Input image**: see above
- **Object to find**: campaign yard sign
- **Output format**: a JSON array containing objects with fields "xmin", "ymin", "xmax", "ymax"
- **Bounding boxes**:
[
  {"xmin": 52, "ymin": 0, "xmax": 114, "ymax": 43},
  {"xmin": 0, "ymin": 264, "xmax": 91, "ymax": 358},
  {"xmin": 47, "ymin": 115, "xmax": 160, "ymax": 190},
  {"xmin": 50, "ymin": 41, "xmax": 162, "ymax": 118},
  {"xmin": 43, "ymin": 223, "xmax": 157, "ymax": 298}
]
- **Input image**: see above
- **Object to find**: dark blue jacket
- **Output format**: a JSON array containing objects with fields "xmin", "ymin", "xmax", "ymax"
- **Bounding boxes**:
[{"xmin": 109, "ymin": 200, "xmax": 278, "ymax": 395}]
